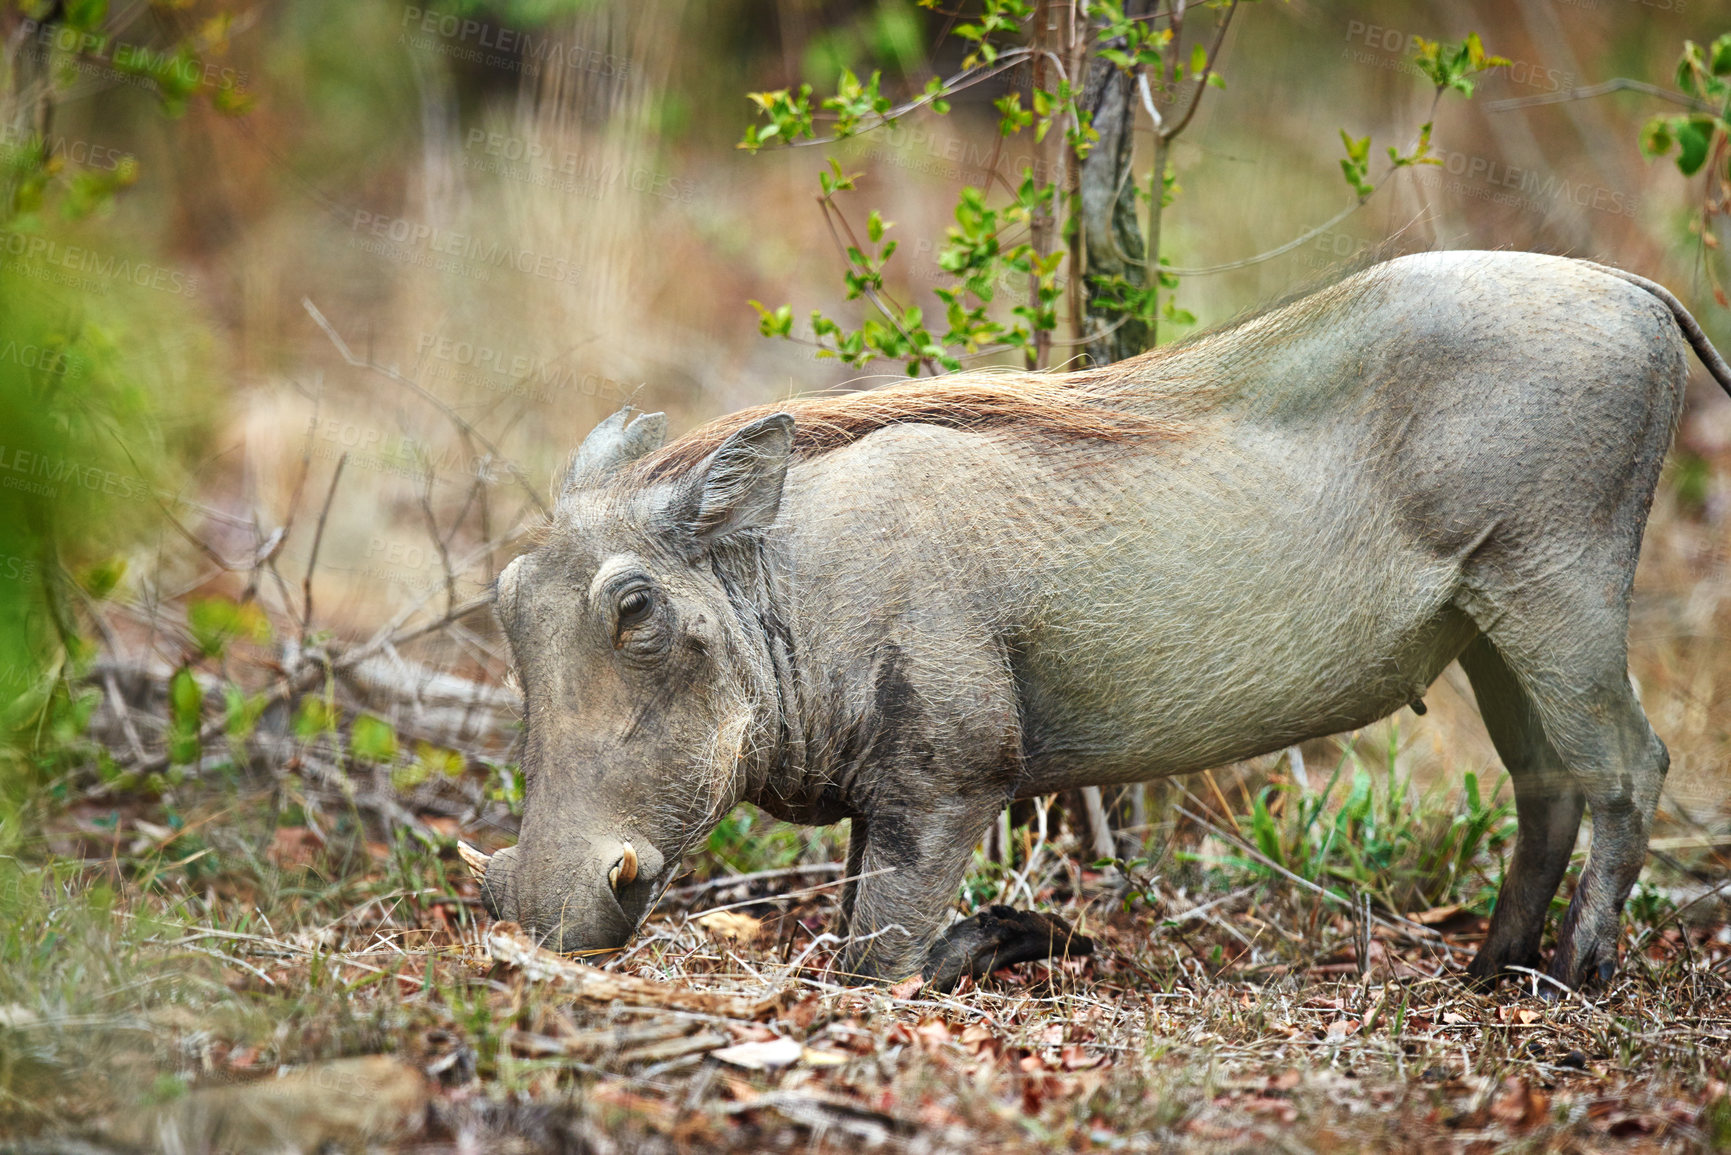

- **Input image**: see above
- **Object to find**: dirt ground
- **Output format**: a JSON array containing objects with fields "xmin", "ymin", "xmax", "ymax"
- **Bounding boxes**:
[{"xmin": 5, "ymin": 759, "xmax": 1728, "ymax": 1154}]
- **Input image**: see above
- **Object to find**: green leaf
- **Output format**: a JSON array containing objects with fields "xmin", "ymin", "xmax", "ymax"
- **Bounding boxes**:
[
  {"xmin": 170, "ymin": 667, "xmax": 201, "ymax": 725},
  {"xmin": 1675, "ymin": 116, "xmax": 1713, "ymax": 176},
  {"xmin": 1190, "ymin": 42, "xmax": 1207, "ymax": 76},
  {"xmin": 994, "ymin": 92, "xmax": 1032, "ymax": 136},
  {"xmin": 224, "ymin": 685, "xmax": 268, "ymax": 740},
  {"xmin": 349, "ymin": 714, "xmax": 399, "ymax": 763},
  {"xmin": 923, "ymin": 74, "xmax": 954, "ymax": 115},
  {"xmin": 414, "ymin": 742, "xmax": 467, "ymax": 779},
  {"xmin": 293, "ymin": 695, "xmax": 337, "ymax": 741},
  {"xmin": 1678, "ymin": 42, "xmax": 1706, "ymax": 99},
  {"xmin": 1413, "ymin": 32, "xmax": 1507, "ymax": 98},
  {"xmin": 1640, "ymin": 116, "xmax": 1676, "ymax": 158},
  {"xmin": 1250, "ymin": 790, "xmax": 1284, "ymax": 868},
  {"xmin": 749, "ymin": 300, "xmax": 794, "ymax": 339},
  {"xmin": 1338, "ymin": 130, "xmax": 1375, "ymax": 198},
  {"xmin": 739, "ymin": 84, "xmax": 815, "ymax": 151},
  {"xmin": 1462, "ymin": 32, "xmax": 1509, "ymax": 73},
  {"xmin": 211, "ymin": 82, "xmax": 255, "ymax": 117},
  {"xmin": 62, "ymin": 0, "xmax": 107, "ymax": 32},
  {"xmin": 390, "ymin": 761, "xmax": 429, "ymax": 792},
  {"xmin": 79, "ymin": 556, "xmax": 127, "ymax": 600},
  {"xmin": 186, "ymin": 596, "xmax": 270, "ymax": 657},
  {"xmin": 168, "ymin": 666, "xmax": 202, "ymax": 765},
  {"xmin": 867, "ymin": 209, "xmax": 886, "ymax": 244},
  {"xmin": 1711, "ymin": 32, "xmax": 1731, "ymax": 76}
]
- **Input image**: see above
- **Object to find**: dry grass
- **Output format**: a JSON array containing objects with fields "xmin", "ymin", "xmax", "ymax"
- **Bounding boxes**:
[{"xmin": 1, "ymin": 716, "xmax": 1727, "ymax": 1153}]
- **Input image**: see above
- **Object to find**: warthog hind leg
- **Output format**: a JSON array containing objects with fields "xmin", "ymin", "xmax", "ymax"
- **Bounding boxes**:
[
  {"xmin": 1468, "ymin": 591, "xmax": 1668, "ymax": 994},
  {"xmin": 1543, "ymin": 691, "xmax": 1667, "ymax": 993},
  {"xmin": 1459, "ymin": 635, "xmax": 1585, "ymax": 985}
]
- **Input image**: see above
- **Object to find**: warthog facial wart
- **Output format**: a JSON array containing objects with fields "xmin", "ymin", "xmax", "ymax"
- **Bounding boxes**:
[{"xmin": 474, "ymin": 251, "xmax": 1731, "ymax": 994}]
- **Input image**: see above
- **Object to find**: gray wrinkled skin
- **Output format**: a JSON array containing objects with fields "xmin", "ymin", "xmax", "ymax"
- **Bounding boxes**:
[{"xmin": 483, "ymin": 251, "xmax": 1731, "ymax": 990}]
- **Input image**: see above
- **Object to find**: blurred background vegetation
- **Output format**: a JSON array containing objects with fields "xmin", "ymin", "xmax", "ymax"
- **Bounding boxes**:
[{"xmin": 0, "ymin": 0, "xmax": 1728, "ymax": 1142}]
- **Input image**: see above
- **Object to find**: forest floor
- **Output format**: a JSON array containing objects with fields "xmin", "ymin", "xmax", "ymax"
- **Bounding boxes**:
[{"xmin": 2, "ymin": 724, "xmax": 1728, "ymax": 1154}]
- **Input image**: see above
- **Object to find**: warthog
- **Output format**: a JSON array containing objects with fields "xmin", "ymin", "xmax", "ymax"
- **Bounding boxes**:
[{"xmin": 464, "ymin": 250, "xmax": 1731, "ymax": 992}]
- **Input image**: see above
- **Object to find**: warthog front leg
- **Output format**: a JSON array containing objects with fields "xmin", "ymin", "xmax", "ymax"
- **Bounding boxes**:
[
  {"xmin": 838, "ymin": 801, "xmax": 1094, "ymax": 990},
  {"xmin": 839, "ymin": 795, "xmax": 1000, "ymax": 983}
]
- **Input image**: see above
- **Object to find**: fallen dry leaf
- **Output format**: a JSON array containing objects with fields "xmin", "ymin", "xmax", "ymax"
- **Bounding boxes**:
[
  {"xmin": 1242, "ymin": 1095, "xmax": 1300, "ymax": 1123},
  {"xmin": 1060, "ymin": 1044, "xmax": 1103, "ymax": 1070},
  {"xmin": 1490, "ymin": 1077, "xmax": 1549, "ymax": 1129},
  {"xmin": 265, "ymin": 826, "xmax": 324, "ymax": 869},
  {"xmin": 697, "ymin": 909, "xmax": 764, "ymax": 946},
  {"xmin": 914, "ymin": 1016, "xmax": 954, "ymax": 1053},
  {"xmin": 958, "ymin": 1023, "xmax": 999, "ymax": 1057},
  {"xmin": 1324, "ymin": 1019, "xmax": 1360, "ymax": 1041},
  {"xmin": 711, "ymin": 1036, "xmax": 803, "ymax": 1070},
  {"xmin": 780, "ymin": 995, "xmax": 822, "ymax": 1030},
  {"xmin": 800, "ymin": 1046, "xmax": 851, "ymax": 1067},
  {"xmin": 726, "ymin": 1023, "xmax": 776, "ymax": 1043},
  {"xmin": 1409, "ymin": 904, "xmax": 1463, "ymax": 925}
]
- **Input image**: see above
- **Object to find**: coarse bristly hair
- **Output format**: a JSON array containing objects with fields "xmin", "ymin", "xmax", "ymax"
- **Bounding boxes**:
[
  {"xmin": 624, "ymin": 257, "xmax": 1403, "ymax": 487},
  {"xmin": 625, "ymin": 369, "xmax": 1183, "ymax": 485}
]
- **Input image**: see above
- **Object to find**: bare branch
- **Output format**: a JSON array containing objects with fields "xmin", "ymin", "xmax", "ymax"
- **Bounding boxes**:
[
  {"xmin": 1485, "ymin": 77, "xmax": 1718, "ymax": 115},
  {"xmin": 418, "ymin": 467, "xmax": 459, "ymax": 618},
  {"xmin": 364, "ymin": 593, "xmax": 494, "ymax": 656},
  {"xmin": 301, "ymin": 452, "xmax": 348, "ymax": 648},
  {"xmin": 302, "ymin": 299, "xmax": 550, "ymax": 519},
  {"xmin": 1160, "ymin": 0, "xmax": 1237, "ymax": 143},
  {"xmin": 1161, "ymin": 199, "xmax": 1363, "ymax": 275},
  {"xmin": 152, "ymin": 496, "xmax": 286, "ymax": 574}
]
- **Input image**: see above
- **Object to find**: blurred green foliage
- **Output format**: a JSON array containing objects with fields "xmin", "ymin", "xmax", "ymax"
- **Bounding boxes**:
[
  {"xmin": 740, "ymin": 4, "xmax": 1506, "ymax": 374},
  {"xmin": 1641, "ymin": 31, "xmax": 1731, "ymax": 305},
  {"xmin": 0, "ymin": 0, "xmax": 224, "ymax": 907}
]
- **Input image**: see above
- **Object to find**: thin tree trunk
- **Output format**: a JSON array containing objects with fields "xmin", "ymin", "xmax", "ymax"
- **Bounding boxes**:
[
  {"xmin": 1145, "ymin": 127, "xmax": 1167, "ymax": 348},
  {"xmin": 1078, "ymin": 1, "xmax": 1153, "ymax": 366},
  {"xmin": 1027, "ymin": 0, "xmax": 1052, "ymax": 370}
]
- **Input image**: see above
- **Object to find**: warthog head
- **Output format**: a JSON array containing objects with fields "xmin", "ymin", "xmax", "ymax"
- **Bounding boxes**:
[{"xmin": 465, "ymin": 406, "xmax": 793, "ymax": 955}]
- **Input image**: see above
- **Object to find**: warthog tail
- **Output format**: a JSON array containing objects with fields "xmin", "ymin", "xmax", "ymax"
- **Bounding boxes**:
[{"xmin": 1584, "ymin": 261, "xmax": 1731, "ymax": 397}]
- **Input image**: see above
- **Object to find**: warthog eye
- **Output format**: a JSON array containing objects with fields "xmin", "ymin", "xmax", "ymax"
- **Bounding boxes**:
[{"xmin": 617, "ymin": 589, "xmax": 653, "ymax": 628}]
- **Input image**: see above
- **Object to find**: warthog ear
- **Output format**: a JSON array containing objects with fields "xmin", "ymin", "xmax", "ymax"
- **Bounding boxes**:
[
  {"xmin": 556, "ymin": 406, "xmax": 667, "ymax": 515},
  {"xmin": 679, "ymin": 412, "xmax": 795, "ymax": 543}
]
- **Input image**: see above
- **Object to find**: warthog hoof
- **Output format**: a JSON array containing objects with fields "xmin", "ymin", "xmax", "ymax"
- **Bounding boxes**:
[
  {"xmin": 1462, "ymin": 945, "xmax": 1543, "ymax": 992},
  {"xmin": 920, "ymin": 905, "xmax": 1094, "ymax": 993}
]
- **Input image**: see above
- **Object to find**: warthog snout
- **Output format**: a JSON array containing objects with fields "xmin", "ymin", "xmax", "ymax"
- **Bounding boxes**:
[{"xmin": 465, "ymin": 837, "xmax": 665, "ymax": 954}]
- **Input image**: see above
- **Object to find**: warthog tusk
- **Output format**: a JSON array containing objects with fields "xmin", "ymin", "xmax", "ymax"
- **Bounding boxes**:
[
  {"xmin": 456, "ymin": 840, "xmax": 491, "ymax": 882},
  {"xmin": 610, "ymin": 843, "xmax": 638, "ymax": 889}
]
